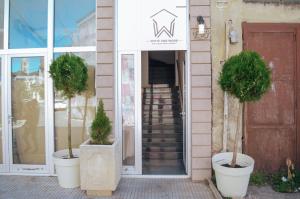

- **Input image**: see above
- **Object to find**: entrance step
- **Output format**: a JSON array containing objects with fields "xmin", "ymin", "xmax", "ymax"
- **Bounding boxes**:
[
  {"xmin": 143, "ymin": 159, "xmax": 183, "ymax": 167},
  {"xmin": 143, "ymin": 87, "xmax": 175, "ymax": 93},
  {"xmin": 143, "ymin": 104, "xmax": 180, "ymax": 110},
  {"xmin": 146, "ymin": 84, "xmax": 170, "ymax": 88},
  {"xmin": 142, "ymin": 142, "xmax": 183, "ymax": 148},
  {"xmin": 143, "ymin": 133, "xmax": 183, "ymax": 139},
  {"xmin": 142, "ymin": 152, "xmax": 183, "ymax": 160},
  {"xmin": 142, "ymin": 146, "xmax": 183, "ymax": 153},
  {"xmin": 144, "ymin": 98, "xmax": 174, "ymax": 104},
  {"xmin": 142, "ymin": 164, "xmax": 186, "ymax": 175},
  {"xmin": 143, "ymin": 124, "xmax": 182, "ymax": 131},
  {"xmin": 142, "ymin": 116, "xmax": 181, "ymax": 123},
  {"xmin": 143, "ymin": 137, "xmax": 183, "ymax": 143},
  {"xmin": 142, "ymin": 129, "xmax": 183, "ymax": 134},
  {"xmin": 142, "ymin": 78, "xmax": 183, "ymax": 174},
  {"xmin": 142, "ymin": 121, "xmax": 182, "ymax": 126}
]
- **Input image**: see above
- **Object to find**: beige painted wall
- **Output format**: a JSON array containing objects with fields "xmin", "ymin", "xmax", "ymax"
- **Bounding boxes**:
[
  {"xmin": 96, "ymin": 0, "xmax": 115, "ymax": 134},
  {"xmin": 141, "ymin": 52, "xmax": 149, "ymax": 87},
  {"xmin": 211, "ymin": 1, "xmax": 300, "ymax": 153}
]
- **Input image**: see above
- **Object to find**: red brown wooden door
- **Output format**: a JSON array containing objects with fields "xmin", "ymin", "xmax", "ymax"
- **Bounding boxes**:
[{"xmin": 243, "ymin": 23, "xmax": 300, "ymax": 172}]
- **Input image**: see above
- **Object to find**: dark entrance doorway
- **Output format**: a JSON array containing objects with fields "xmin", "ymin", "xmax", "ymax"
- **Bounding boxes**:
[
  {"xmin": 243, "ymin": 23, "xmax": 300, "ymax": 171},
  {"xmin": 142, "ymin": 51, "xmax": 186, "ymax": 175},
  {"xmin": 148, "ymin": 51, "xmax": 175, "ymax": 85}
]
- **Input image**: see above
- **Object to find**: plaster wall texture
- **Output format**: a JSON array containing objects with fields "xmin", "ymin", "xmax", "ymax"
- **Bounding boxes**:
[{"xmin": 211, "ymin": 1, "xmax": 300, "ymax": 153}]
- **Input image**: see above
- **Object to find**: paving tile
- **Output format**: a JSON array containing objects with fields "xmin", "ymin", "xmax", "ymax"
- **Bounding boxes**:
[{"xmin": 0, "ymin": 176, "xmax": 215, "ymax": 199}]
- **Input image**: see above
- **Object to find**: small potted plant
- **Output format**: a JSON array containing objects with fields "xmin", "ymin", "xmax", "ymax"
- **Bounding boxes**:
[
  {"xmin": 50, "ymin": 53, "xmax": 88, "ymax": 188},
  {"xmin": 212, "ymin": 51, "xmax": 271, "ymax": 197},
  {"xmin": 80, "ymin": 100, "xmax": 121, "ymax": 197}
]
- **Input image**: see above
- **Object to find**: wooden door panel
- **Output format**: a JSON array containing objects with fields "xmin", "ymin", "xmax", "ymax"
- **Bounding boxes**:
[
  {"xmin": 243, "ymin": 23, "xmax": 299, "ymax": 171},
  {"xmin": 246, "ymin": 128, "xmax": 296, "ymax": 172},
  {"xmin": 247, "ymin": 81, "xmax": 295, "ymax": 126},
  {"xmin": 246, "ymin": 32, "xmax": 295, "ymax": 80}
]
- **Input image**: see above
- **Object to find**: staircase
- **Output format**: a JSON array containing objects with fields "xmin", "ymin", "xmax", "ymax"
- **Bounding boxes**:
[{"xmin": 142, "ymin": 84, "xmax": 185, "ymax": 175}]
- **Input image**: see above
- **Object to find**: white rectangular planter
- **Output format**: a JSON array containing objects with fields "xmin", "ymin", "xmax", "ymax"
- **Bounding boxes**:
[{"xmin": 80, "ymin": 139, "xmax": 121, "ymax": 196}]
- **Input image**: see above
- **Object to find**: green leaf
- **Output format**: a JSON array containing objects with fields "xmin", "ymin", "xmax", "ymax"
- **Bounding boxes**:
[{"xmin": 218, "ymin": 51, "xmax": 271, "ymax": 103}]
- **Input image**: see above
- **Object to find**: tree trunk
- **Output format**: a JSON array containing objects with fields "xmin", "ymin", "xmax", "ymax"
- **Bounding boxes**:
[
  {"xmin": 231, "ymin": 102, "xmax": 243, "ymax": 167},
  {"xmin": 68, "ymin": 98, "xmax": 74, "ymax": 158},
  {"xmin": 81, "ymin": 92, "xmax": 88, "ymax": 142}
]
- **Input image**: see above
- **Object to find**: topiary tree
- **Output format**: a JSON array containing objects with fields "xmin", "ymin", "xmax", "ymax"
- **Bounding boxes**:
[
  {"xmin": 219, "ymin": 51, "xmax": 271, "ymax": 167},
  {"xmin": 90, "ymin": 99, "xmax": 112, "ymax": 145},
  {"xmin": 49, "ymin": 53, "xmax": 88, "ymax": 158}
]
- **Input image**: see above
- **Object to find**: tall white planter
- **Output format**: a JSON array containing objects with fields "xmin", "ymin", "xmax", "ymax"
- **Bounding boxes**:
[
  {"xmin": 80, "ymin": 139, "xmax": 121, "ymax": 196},
  {"xmin": 212, "ymin": 152, "xmax": 254, "ymax": 198},
  {"xmin": 53, "ymin": 149, "xmax": 80, "ymax": 188}
]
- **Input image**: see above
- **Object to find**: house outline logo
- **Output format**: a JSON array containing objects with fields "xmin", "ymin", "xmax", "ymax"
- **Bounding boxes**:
[{"xmin": 150, "ymin": 9, "xmax": 178, "ymax": 38}]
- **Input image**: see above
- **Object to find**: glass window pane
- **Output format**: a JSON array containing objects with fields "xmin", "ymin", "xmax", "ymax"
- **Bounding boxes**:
[
  {"xmin": 54, "ymin": 52, "xmax": 96, "ymax": 152},
  {"xmin": 0, "ymin": 0, "xmax": 4, "ymax": 49},
  {"xmin": 11, "ymin": 57, "xmax": 45, "ymax": 164},
  {"xmin": 122, "ymin": 54, "xmax": 135, "ymax": 166},
  {"xmin": 9, "ymin": 0, "xmax": 48, "ymax": 49},
  {"xmin": 54, "ymin": 0, "xmax": 96, "ymax": 47}
]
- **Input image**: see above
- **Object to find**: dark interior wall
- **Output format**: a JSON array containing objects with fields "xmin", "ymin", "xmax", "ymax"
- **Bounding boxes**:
[{"xmin": 149, "ymin": 51, "xmax": 175, "ymax": 64}]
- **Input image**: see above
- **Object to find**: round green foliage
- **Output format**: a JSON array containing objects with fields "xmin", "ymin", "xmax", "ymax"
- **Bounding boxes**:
[
  {"xmin": 49, "ymin": 53, "xmax": 88, "ymax": 99},
  {"xmin": 219, "ymin": 51, "xmax": 271, "ymax": 103},
  {"xmin": 90, "ymin": 100, "xmax": 112, "ymax": 145}
]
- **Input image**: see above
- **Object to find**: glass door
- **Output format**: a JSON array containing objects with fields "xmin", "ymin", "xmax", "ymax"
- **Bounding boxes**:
[
  {"xmin": 119, "ymin": 52, "xmax": 142, "ymax": 175},
  {"xmin": 8, "ymin": 54, "xmax": 50, "ymax": 174}
]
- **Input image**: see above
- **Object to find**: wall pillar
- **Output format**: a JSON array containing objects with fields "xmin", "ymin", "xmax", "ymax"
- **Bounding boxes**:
[{"xmin": 189, "ymin": 0, "xmax": 212, "ymax": 181}]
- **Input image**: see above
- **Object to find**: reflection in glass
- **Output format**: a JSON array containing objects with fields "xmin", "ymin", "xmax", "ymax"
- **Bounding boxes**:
[
  {"xmin": 11, "ymin": 57, "xmax": 45, "ymax": 164},
  {"xmin": 122, "ymin": 54, "xmax": 135, "ymax": 166},
  {"xmin": 0, "ymin": 0, "xmax": 4, "ymax": 49},
  {"xmin": 54, "ymin": 0, "xmax": 96, "ymax": 47},
  {"xmin": 9, "ymin": 0, "xmax": 48, "ymax": 49},
  {"xmin": 54, "ymin": 52, "xmax": 96, "ymax": 151},
  {"xmin": 0, "ymin": 58, "xmax": 2, "ymax": 164}
]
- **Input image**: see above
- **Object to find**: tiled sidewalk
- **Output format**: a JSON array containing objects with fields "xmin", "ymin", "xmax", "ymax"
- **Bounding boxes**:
[{"xmin": 0, "ymin": 176, "xmax": 215, "ymax": 199}]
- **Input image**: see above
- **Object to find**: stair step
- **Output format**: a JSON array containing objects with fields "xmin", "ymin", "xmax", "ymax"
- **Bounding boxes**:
[
  {"xmin": 143, "ymin": 87, "xmax": 175, "ymax": 92},
  {"xmin": 143, "ymin": 137, "xmax": 183, "ymax": 143},
  {"xmin": 143, "ymin": 108, "xmax": 180, "ymax": 113},
  {"xmin": 142, "ymin": 110, "xmax": 181, "ymax": 118},
  {"xmin": 144, "ymin": 98, "xmax": 173, "ymax": 104},
  {"xmin": 142, "ymin": 129, "xmax": 183, "ymax": 134},
  {"xmin": 143, "ymin": 159, "xmax": 183, "ymax": 167},
  {"xmin": 143, "ymin": 93, "xmax": 178, "ymax": 99},
  {"xmin": 143, "ymin": 127, "xmax": 182, "ymax": 131},
  {"xmin": 143, "ymin": 101, "xmax": 177, "ymax": 106},
  {"xmin": 142, "ymin": 165, "xmax": 186, "ymax": 175},
  {"xmin": 142, "ymin": 117, "xmax": 182, "ymax": 126},
  {"xmin": 143, "ymin": 122, "xmax": 182, "ymax": 126},
  {"xmin": 142, "ymin": 116, "xmax": 181, "ymax": 121},
  {"xmin": 142, "ymin": 152, "xmax": 183, "ymax": 160},
  {"xmin": 143, "ymin": 104, "xmax": 180, "ymax": 110},
  {"xmin": 143, "ymin": 146, "xmax": 183, "ymax": 152},
  {"xmin": 147, "ymin": 84, "xmax": 171, "ymax": 88},
  {"xmin": 143, "ymin": 142, "xmax": 183, "ymax": 148},
  {"xmin": 143, "ymin": 133, "xmax": 183, "ymax": 139}
]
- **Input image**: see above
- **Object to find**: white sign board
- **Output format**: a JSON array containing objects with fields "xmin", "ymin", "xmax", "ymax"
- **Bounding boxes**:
[{"xmin": 140, "ymin": 0, "xmax": 187, "ymax": 51}]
